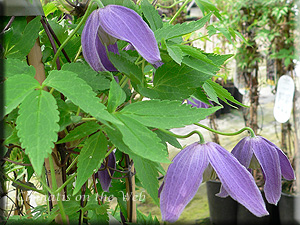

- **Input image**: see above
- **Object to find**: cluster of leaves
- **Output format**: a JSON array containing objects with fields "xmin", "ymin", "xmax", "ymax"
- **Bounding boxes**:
[{"xmin": 1, "ymin": 0, "xmax": 245, "ymax": 224}]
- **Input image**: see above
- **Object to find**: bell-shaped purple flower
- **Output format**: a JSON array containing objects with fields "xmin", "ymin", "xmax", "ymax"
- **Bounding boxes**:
[
  {"xmin": 229, "ymin": 136, "xmax": 295, "ymax": 205},
  {"xmin": 81, "ymin": 5, "xmax": 162, "ymax": 72},
  {"xmin": 159, "ymin": 142, "xmax": 269, "ymax": 222},
  {"xmin": 95, "ymin": 151, "xmax": 116, "ymax": 192}
]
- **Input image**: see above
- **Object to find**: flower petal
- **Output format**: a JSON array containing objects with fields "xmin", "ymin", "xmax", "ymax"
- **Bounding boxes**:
[
  {"xmin": 160, "ymin": 142, "xmax": 209, "ymax": 222},
  {"xmin": 98, "ymin": 5, "xmax": 162, "ymax": 66},
  {"xmin": 261, "ymin": 137, "xmax": 295, "ymax": 180},
  {"xmin": 251, "ymin": 136, "xmax": 282, "ymax": 204},
  {"xmin": 81, "ymin": 10, "xmax": 118, "ymax": 72},
  {"xmin": 206, "ymin": 142, "xmax": 268, "ymax": 217},
  {"xmin": 231, "ymin": 136, "xmax": 253, "ymax": 167},
  {"xmin": 97, "ymin": 151, "xmax": 116, "ymax": 192}
]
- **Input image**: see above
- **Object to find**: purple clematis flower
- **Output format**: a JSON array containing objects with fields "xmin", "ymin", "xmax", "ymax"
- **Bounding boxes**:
[
  {"xmin": 81, "ymin": 5, "xmax": 162, "ymax": 72},
  {"xmin": 159, "ymin": 142, "xmax": 269, "ymax": 222},
  {"xmin": 95, "ymin": 151, "xmax": 116, "ymax": 192},
  {"xmin": 225, "ymin": 136, "xmax": 295, "ymax": 205}
]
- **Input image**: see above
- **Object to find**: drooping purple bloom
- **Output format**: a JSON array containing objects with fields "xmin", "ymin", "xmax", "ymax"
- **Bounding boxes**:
[
  {"xmin": 81, "ymin": 5, "xmax": 162, "ymax": 72},
  {"xmin": 95, "ymin": 151, "xmax": 116, "ymax": 192},
  {"xmin": 227, "ymin": 136, "xmax": 295, "ymax": 205},
  {"xmin": 159, "ymin": 142, "xmax": 269, "ymax": 222}
]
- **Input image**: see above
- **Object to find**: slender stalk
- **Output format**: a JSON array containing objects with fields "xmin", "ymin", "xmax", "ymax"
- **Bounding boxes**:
[
  {"xmin": 104, "ymin": 145, "xmax": 115, "ymax": 158},
  {"xmin": 36, "ymin": 174, "xmax": 54, "ymax": 195},
  {"xmin": 157, "ymin": 0, "xmax": 186, "ymax": 8},
  {"xmin": 66, "ymin": 155, "xmax": 79, "ymax": 174},
  {"xmin": 73, "ymin": 45, "xmax": 82, "ymax": 62},
  {"xmin": 194, "ymin": 123, "xmax": 256, "ymax": 137},
  {"xmin": 41, "ymin": 17, "xmax": 61, "ymax": 69},
  {"xmin": 158, "ymin": 128, "xmax": 205, "ymax": 144},
  {"xmin": 169, "ymin": 0, "xmax": 191, "ymax": 24},
  {"xmin": 1, "ymin": 16, "xmax": 15, "ymax": 34},
  {"xmin": 81, "ymin": 117, "xmax": 97, "ymax": 121},
  {"xmin": 120, "ymin": 77, "xmax": 129, "ymax": 88},
  {"xmin": 55, "ymin": 173, "xmax": 77, "ymax": 195},
  {"xmin": 48, "ymin": 153, "xmax": 68, "ymax": 225},
  {"xmin": 52, "ymin": 0, "xmax": 103, "ymax": 68}
]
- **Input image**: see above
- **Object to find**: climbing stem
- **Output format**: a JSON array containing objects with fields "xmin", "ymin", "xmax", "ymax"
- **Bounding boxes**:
[
  {"xmin": 169, "ymin": 0, "xmax": 191, "ymax": 24},
  {"xmin": 66, "ymin": 155, "xmax": 79, "ymax": 174},
  {"xmin": 55, "ymin": 173, "xmax": 77, "ymax": 195},
  {"xmin": 194, "ymin": 123, "xmax": 256, "ymax": 138},
  {"xmin": 158, "ymin": 128, "xmax": 205, "ymax": 144},
  {"xmin": 52, "ymin": 0, "xmax": 103, "ymax": 68},
  {"xmin": 104, "ymin": 145, "xmax": 115, "ymax": 158}
]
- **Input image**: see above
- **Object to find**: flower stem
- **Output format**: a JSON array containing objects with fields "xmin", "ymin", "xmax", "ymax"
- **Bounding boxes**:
[
  {"xmin": 169, "ymin": 0, "xmax": 191, "ymax": 24},
  {"xmin": 52, "ymin": 0, "xmax": 100, "ymax": 69},
  {"xmin": 158, "ymin": 128, "xmax": 205, "ymax": 144},
  {"xmin": 66, "ymin": 155, "xmax": 79, "ymax": 174},
  {"xmin": 194, "ymin": 123, "xmax": 256, "ymax": 138},
  {"xmin": 104, "ymin": 145, "xmax": 115, "ymax": 158},
  {"xmin": 54, "ymin": 173, "xmax": 77, "ymax": 195}
]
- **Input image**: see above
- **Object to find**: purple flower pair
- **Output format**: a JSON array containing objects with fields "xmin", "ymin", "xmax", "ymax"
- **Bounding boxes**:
[
  {"xmin": 159, "ymin": 136, "xmax": 295, "ymax": 222},
  {"xmin": 159, "ymin": 141, "xmax": 269, "ymax": 222},
  {"xmin": 81, "ymin": 5, "xmax": 162, "ymax": 72}
]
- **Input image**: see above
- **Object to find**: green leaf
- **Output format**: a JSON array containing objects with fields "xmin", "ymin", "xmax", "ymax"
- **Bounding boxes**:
[
  {"xmin": 177, "ymin": 45, "xmax": 217, "ymax": 66},
  {"xmin": 16, "ymin": 90, "xmax": 60, "ymax": 175},
  {"xmin": 120, "ymin": 100, "xmax": 221, "ymax": 129},
  {"xmin": 204, "ymin": 53, "xmax": 233, "ymax": 67},
  {"xmin": 195, "ymin": 0, "xmax": 222, "ymax": 20},
  {"xmin": 43, "ymin": 2, "xmax": 58, "ymax": 16},
  {"xmin": 107, "ymin": 78, "xmax": 126, "ymax": 113},
  {"xmin": 131, "ymin": 154, "xmax": 160, "ymax": 205},
  {"xmin": 141, "ymin": 60, "xmax": 212, "ymax": 100},
  {"xmin": 6, "ymin": 16, "xmax": 41, "ymax": 59},
  {"xmin": 4, "ymin": 128, "xmax": 20, "ymax": 145},
  {"xmin": 2, "ymin": 58, "xmax": 36, "ymax": 78},
  {"xmin": 87, "ymin": 203, "xmax": 109, "ymax": 225},
  {"xmin": 139, "ymin": 85, "xmax": 194, "ymax": 101},
  {"xmin": 108, "ymin": 52, "xmax": 143, "ymax": 85},
  {"xmin": 182, "ymin": 56, "xmax": 216, "ymax": 76},
  {"xmin": 166, "ymin": 45, "xmax": 183, "ymax": 65},
  {"xmin": 43, "ymin": 70, "xmax": 121, "ymax": 125},
  {"xmin": 205, "ymin": 80, "xmax": 248, "ymax": 108},
  {"xmin": 136, "ymin": 210, "xmax": 160, "ymax": 225},
  {"xmin": 142, "ymin": 52, "xmax": 215, "ymax": 100},
  {"xmin": 154, "ymin": 13, "xmax": 212, "ymax": 42},
  {"xmin": 203, "ymin": 82, "xmax": 219, "ymax": 104},
  {"xmin": 141, "ymin": 0, "xmax": 163, "ymax": 31},
  {"xmin": 61, "ymin": 62, "xmax": 111, "ymax": 92},
  {"xmin": 74, "ymin": 131, "xmax": 107, "ymax": 194},
  {"xmin": 57, "ymin": 121, "xmax": 101, "ymax": 144},
  {"xmin": 154, "ymin": 129, "xmax": 182, "ymax": 149},
  {"xmin": 4, "ymin": 74, "xmax": 40, "ymax": 116},
  {"xmin": 103, "ymin": 126, "xmax": 162, "ymax": 205},
  {"xmin": 114, "ymin": 114, "xmax": 170, "ymax": 163},
  {"xmin": 216, "ymin": 27, "xmax": 233, "ymax": 45}
]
